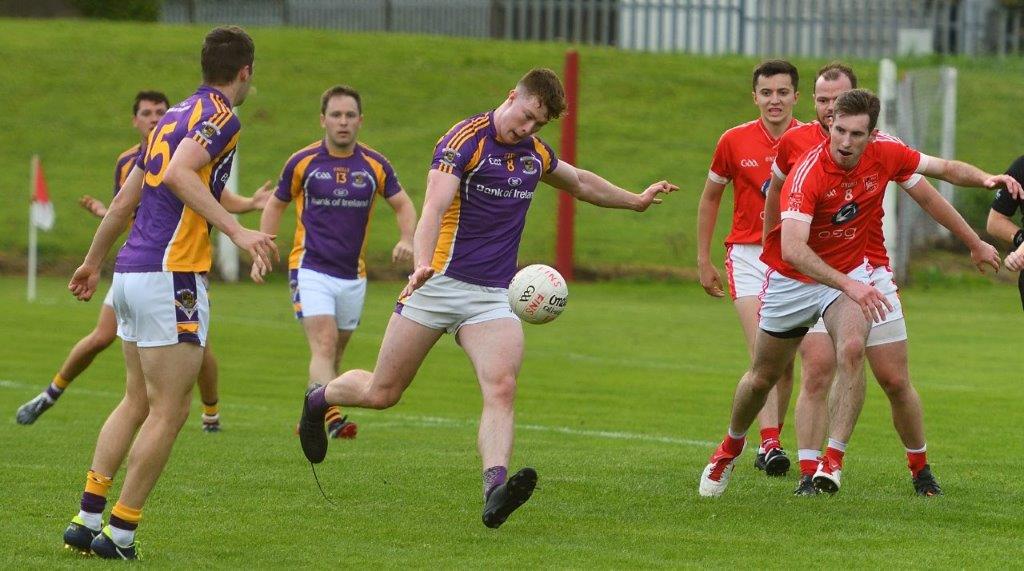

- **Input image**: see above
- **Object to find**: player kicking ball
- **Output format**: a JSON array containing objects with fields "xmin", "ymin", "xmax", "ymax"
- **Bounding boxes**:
[
  {"xmin": 699, "ymin": 89, "xmax": 1017, "ymax": 497},
  {"xmin": 297, "ymin": 68, "xmax": 676, "ymax": 528}
]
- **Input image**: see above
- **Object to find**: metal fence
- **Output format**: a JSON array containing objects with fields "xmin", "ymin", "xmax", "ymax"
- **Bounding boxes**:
[{"xmin": 161, "ymin": 0, "xmax": 1024, "ymax": 57}]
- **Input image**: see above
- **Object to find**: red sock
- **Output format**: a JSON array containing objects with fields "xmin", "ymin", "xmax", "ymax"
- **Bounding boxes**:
[
  {"xmin": 719, "ymin": 434, "xmax": 745, "ymax": 457},
  {"xmin": 824, "ymin": 446, "xmax": 845, "ymax": 470},
  {"xmin": 907, "ymin": 450, "xmax": 928, "ymax": 478},
  {"xmin": 799, "ymin": 459, "xmax": 818, "ymax": 476},
  {"xmin": 759, "ymin": 426, "xmax": 781, "ymax": 451}
]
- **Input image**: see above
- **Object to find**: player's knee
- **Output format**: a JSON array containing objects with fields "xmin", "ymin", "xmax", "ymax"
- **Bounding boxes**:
[
  {"xmin": 365, "ymin": 387, "xmax": 402, "ymax": 410},
  {"xmin": 835, "ymin": 337, "xmax": 866, "ymax": 366},
  {"xmin": 148, "ymin": 396, "xmax": 191, "ymax": 426},
  {"xmin": 482, "ymin": 374, "xmax": 517, "ymax": 406},
  {"xmin": 875, "ymin": 372, "xmax": 910, "ymax": 396},
  {"xmin": 745, "ymin": 369, "xmax": 776, "ymax": 393},
  {"xmin": 91, "ymin": 328, "xmax": 117, "ymax": 351}
]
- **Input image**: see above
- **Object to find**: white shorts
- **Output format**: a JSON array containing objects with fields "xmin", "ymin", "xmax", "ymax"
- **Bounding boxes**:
[
  {"xmin": 290, "ymin": 268, "xmax": 366, "ymax": 331},
  {"xmin": 758, "ymin": 264, "xmax": 870, "ymax": 335},
  {"xmin": 807, "ymin": 264, "xmax": 907, "ymax": 346},
  {"xmin": 725, "ymin": 243, "xmax": 768, "ymax": 300},
  {"xmin": 102, "ymin": 286, "xmax": 114, "ymax": 307},
  {"xmin": 111, "ymin": 271, "xmax": 210, "ymax": 348},
  {"xmin": 396, "ymin": 274, "xmax": 518, "ymax": 335}
]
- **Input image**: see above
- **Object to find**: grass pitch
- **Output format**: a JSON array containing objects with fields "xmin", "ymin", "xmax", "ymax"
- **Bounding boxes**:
[{"xmin": 1, "ymin": 275, "xmax": 1021, "ymax": 567}]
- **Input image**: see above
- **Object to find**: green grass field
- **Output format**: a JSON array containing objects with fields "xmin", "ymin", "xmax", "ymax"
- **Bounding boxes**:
[
  {"xmin": 2, "ymin": 19, "xmax": 1023, "ymax": 275},
  {"xmin": 2, "ymin": 275, "xmax": 1021, "ymax": 567}
]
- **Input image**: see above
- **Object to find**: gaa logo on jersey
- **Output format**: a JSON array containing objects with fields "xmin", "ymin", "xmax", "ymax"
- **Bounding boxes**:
[
  {"xmin": 832, "ymin": 201, "xmax": 860, "ymax": 225},
  {"xmin": 312, "ymin": 169, "xmax": 333, "ymax": 180},
  {"xmin": 175, "ymin": 289, "xmax": 198, "ymax": 319},
  {"xmin": 863, "ymin": 174, "xmax": 879, "ymax": 193},
  {"xmin": 197, "ymin": 121, "xmax": 221, "ymax": 145},
  {"xmin": 441, "ymin": 148, "xmax": 459, "ymax": 167},
  {"xmin": 351, "ymin": 171, "xmax": 369, "ymax": 189},
  {"xmin": 740, "ymin": 159, "xmax": 760, "ymax": 168},
  {"xmin": 521, "ymin": 156, "xmax": 538, "ymax": 174}
]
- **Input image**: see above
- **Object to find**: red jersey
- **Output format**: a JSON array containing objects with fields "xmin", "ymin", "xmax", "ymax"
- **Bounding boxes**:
[
  {"xmin": 771, "ymin": 122, "xmax": 918, "ymax": 267},
  {"xmin": 708, "ymin": 118, "xmax": 800, "ymax": 245},
  {"xmin": 761, "ymin": 136, "xmax": 924, "ymax": 283}
]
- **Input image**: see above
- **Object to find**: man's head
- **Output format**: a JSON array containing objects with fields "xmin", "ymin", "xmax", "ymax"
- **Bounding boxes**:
[
  {"xmin": 131, "ymin": 90, "xmax": 169, "ymax": 138},
  {"xmin": 320, "ymin": 85, "xmax": 363, "ymax": 152},
  {"xmin": 813, "ymin": 62, "xmax": 857, "ymax": 128},
  {"xmin": 495, "ymin": 68, "xmax": 566, "ymax": 145},
  {"xmin": 829, "ymin": 89, "xmax": 880, "ymax": 169},
  {"xmin": 201, "ymin": 26, "xmax": 255, "ymax": 105},
  {"xmin": 751, "ymin": 59, "xmax": 799, "ymax": 127}
]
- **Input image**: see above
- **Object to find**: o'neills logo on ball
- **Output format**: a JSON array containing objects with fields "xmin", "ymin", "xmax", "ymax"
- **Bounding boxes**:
[{"xmin": 547, "ymin": 294, "xmax": 567, "ymax": 308}]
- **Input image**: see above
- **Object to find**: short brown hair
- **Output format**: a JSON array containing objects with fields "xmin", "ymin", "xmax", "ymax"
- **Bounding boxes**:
[
  {"xmin": 320, "ymin": 85, "xmax": 362, "ymax": 115},
  {"xmin": 834, "ymin": 89, "xmax": 880, "ymax": 130},
  {"xmin": 752, "ymin": 59, "xmax": 799, "ymax": 91},
  {"xmin": 517, "ymin": 68, "xmax": 566, "ymax": 120},
  {"xmin": 816, "ymin": 61, "xmax": 858, "ymax": 89},
  {"xmin": 133, "ymin": 90, "xmax": 169, "ymax": 115},
  {"xmin": 201, "ymin": 26, "xmax": 255, "ymax": 85}
]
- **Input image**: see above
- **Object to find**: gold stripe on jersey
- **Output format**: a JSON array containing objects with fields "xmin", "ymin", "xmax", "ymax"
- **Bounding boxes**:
[
  {"xmin": 118, "ymin": 156, "xmax": 135, "ymax": 188},
  {"xmin": 117, "ymin": 144, "xmax": 141, "ymax": 163},
  {"xmin": 163, "ymin": 131, "xmax": 240, "ymax": 272},
  {"xmin": 532, "ymin": 138, "xmax": 553, "ymax": 172},
  {"xmin": 431, "ymin": 192, "xmax": 462, "ymax": 273},
  {"xmin": 209, "ymin": 96, "xmax": 232, "ymax": 128},
  {"xmin": 287, "ymin": 153, "xmax": 318, "ymax": 271},
  {"xmin": 437, "ymin": 116, "xmax": 489, "ymax": 175},
  {"xmin": 464, "ymin": 138, "xmax": 487, "ymax": 173},
  {"xmin": 187, "ymin": 99, "xmax": 204, "ymax": 130}
]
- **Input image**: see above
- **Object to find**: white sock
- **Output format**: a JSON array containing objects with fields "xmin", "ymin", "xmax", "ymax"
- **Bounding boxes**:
[
  {"xmin": 798, "ymin": 449, "xmax": 819, "ymax": 462},
  {"xmin": 77, "ymin": 510, "xmax": 102, "ymax": 531},
  {"xmin": 827, "ymin": 438, "xmax": 847, "ymax": 452},
  {"xmin": 727, "ymin": 427, "xmax": 747, "ymax": 440},
  {"xmin": 906, "ymin": 444, "xmax": 927, "ymax": 454},
  {"xmin": 109, "ymin": 525, "xmax": 135, "ymax": 547}
]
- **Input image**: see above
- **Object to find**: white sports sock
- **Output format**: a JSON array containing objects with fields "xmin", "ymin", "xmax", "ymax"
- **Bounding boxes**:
[
  {"xmin": 827, "ymin": 438, "xmax": 847, "ymax": 452},
  {"xmin": 905, "ymin": 444, "xmax": 927, "ymax": 454},
  {"xmin": 77, "ymin": 510, "xmax": 102, "ymax": 531},
  {"xmin": 797, "ymin": 449, "xmax": 819, "ymax": 462},
  {"xmin": 727, "ymin": 427, "xmax": 747, "ymax": 440},
  {"xmin": 109, "ymin": 525, "xmax": 135, "ymax": 547}
]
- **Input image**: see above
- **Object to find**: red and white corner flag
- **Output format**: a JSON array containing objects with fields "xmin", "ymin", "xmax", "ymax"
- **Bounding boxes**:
[
  {"xmin": 30, "ymin": 156, "xmax": 55, "ymax": 231},
  {"xmin": 27, "ymin": 155, "xmax": 54, "ymax": 301}
]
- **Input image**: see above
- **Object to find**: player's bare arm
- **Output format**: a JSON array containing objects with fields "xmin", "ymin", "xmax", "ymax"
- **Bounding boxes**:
[
  {"xmin": 902, "ymin": 178, "xmax": 1000, "ymax": 273},
  {"xmin": 401, "ymin": 169, "xmax": 459, "ymax": 297},
  {"xmin": 250, "ymin": 194, "xmax": 290, "ymax": 282},
  {"xmin": 78, "ymin": 195, "xmax": 108, "ymax": 218},
  {"xmin": 761, "ymin": 173, "xmax": 785, "ymax": 243},
  {"xmin": 541, "ymin": 161, "xmax": 677, "ymax": 211},
  {"xmin": 921, "ymin": 157, "xmax": 1023, "ymax": 198},
  {"xmin": 780, "ymin": 218, "xmax": 892, "ymax": 322},
  {"xmin": 164, "ymin": 138, "xmax": 278, "ymax": 279},
  {"xmin": 695, "ymin": 178, "xmax": 728, "ymax": 297},
  {"xmin": 386, "ymin": 189, "xmax": 417, "ymax": 263},
  {"xmin": 986, "ymin": 209, "xmax": 1020, "ymax": 245},
  {"xmin": 220, "ymin": 180, "xmax": 273, "ymax": 214},
  {"xmin": 69, "ymin": 166, "xmax": 144, "ymax": 301}
]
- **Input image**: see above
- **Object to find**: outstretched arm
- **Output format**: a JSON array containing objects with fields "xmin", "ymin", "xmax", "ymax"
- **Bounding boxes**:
[
  {"xmin": 780, "ymin": 219, "xmax": 892, "ymax": 322},
  {"xmin": 696, "ymin": 178, "xmax": 727, "ymax": 298},
  {"xmin": 902, "ymin": 177, "xmax": 1000, "ymax": 273},
  {"xmin": 164, "ymin": 139, "xmax": 278, "ymax": 280},
  {"xmin": 69, "ymin": 167, "xmax": 144, "ymax": 301},
  {"xmin": 921, "ymin": 157, "xmax": 1022, "ymax": 197},
  {"xmin": 220, "ymin": 180, "xmax": 273, "ymax": 214},
  {"xmin": 249, "ymin": 195, "xmax": 290, "ymax": 282},
  {"xmin": 541, "ymin": 161, "xmax": 677, "ymax": 211},
  {"xmin": 385, "ymin": 189, "xmax": 417, "ymax": 263}
]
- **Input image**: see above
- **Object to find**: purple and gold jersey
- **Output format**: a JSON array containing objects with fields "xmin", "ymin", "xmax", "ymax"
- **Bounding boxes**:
[
  {"xmin": 430, "ymin": 111, "xmax": 558, "ymax": 288},
  {"xmin": 113, "ymin": 144, "xmax": 141, "ymax": 198},
  {"xmin": 276, "ymin": 140, "xmax": 402, "ymax": 279},
  {"xmin": 115, "ymin": 86, "xmax": 240, "ymax": 273}
]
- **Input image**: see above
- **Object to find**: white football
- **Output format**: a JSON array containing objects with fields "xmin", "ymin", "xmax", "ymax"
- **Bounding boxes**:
[{"xmin": 508, "ymin": 264, "xmax": 568, "ymax": 324}]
